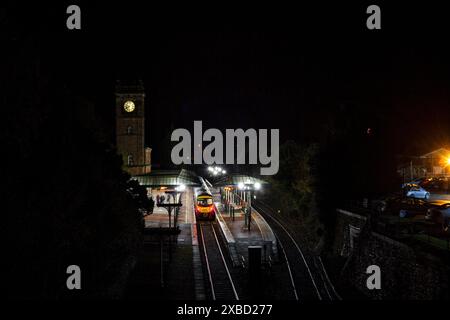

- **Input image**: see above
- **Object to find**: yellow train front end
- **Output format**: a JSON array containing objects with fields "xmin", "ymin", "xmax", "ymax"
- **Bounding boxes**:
[{"xmin": 195, "ymin": 193, "xmax": 216, "ymax": 221}]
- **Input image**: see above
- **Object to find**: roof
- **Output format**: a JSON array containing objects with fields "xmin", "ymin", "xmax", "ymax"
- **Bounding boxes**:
[
  {"xmin": 115, "ymin": 80, "xmax": 145, "ymax": 94},
  {"xmin": 132, "ymin": 169, "xmax": 200, "ymax": 187},
  {"xmin": 212, "ymin": 174, "xmax": 269, "ymax": 187},
  {"xmin": 420, "ymin": 148, "xmax": 450, "ymax": 158}
]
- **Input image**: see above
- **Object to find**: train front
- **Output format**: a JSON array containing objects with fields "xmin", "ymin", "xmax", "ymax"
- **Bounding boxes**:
[{"xmin": 195, "ymin": 192, "xmax": 216, "ymax": 220}]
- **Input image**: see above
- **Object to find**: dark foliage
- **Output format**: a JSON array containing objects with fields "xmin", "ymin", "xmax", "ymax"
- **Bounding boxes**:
[
  {"xmin": 263, "ymin": 103, "xmax": 401, "ymax": 249},
  {"xmin": 4, "ymin": 22, "xmax": 145, "ymax": 299},
  {"xmin": 315, "ymin": 103, "xmax": 401, "ymax": 230},
  {"xmin": 263, "ymin": 141, "xmax": 322, "ymax": 246}
]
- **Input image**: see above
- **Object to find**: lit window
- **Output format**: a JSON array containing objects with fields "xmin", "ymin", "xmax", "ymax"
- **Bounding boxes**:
[{"xmin": 127, "ymin": 154, "xmax": 134, "ymax": 166}]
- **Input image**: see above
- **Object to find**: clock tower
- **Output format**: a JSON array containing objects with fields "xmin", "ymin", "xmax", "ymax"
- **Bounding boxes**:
[{"xmin": 115, "ymin": 80, "xmax": 151, "ymax": 175}]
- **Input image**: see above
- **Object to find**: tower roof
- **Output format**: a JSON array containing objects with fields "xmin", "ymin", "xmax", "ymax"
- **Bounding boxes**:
[{"xmin": 115, "ymin": 79, "xmax": 145, "ymax": 94}]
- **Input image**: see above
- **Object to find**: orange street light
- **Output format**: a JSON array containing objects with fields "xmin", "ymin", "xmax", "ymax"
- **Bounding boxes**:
[{"xmin": 446, "ymin": 157, "xmax": 450, "ymax": 166}]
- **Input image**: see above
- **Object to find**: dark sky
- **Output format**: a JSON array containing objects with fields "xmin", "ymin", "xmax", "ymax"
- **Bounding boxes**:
[{"xmin": 7, "ymin": 3, "xmax": 450, "ymax": 164}]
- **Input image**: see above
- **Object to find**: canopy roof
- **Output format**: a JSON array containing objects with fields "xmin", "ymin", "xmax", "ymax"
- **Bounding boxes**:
[
  {"xmin": 212, "ymin": 174, "xmax": 268, "ymax": 187},
  {"xmin": 132, "ymin": 169, "xmax": 200, "ymax": 187}
]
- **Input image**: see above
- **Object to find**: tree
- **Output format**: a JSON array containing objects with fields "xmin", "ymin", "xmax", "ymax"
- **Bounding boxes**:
[
  {"xmin": 264, "ymin": 141, "xmax": 323, "ymax": 246},
  {"xmin": 4, "ymin": 25, "xmax": 144, "ymax": 298}
]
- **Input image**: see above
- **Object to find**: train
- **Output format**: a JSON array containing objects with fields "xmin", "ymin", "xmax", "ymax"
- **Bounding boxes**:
[{"xmin": 195, "ymin": 178, "xmax": 216, "ymax": 220}]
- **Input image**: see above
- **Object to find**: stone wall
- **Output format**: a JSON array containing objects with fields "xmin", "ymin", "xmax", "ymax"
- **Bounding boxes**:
[{"xmin": 334, "ymin": 209, "xmax": 450, "ymax": 299}]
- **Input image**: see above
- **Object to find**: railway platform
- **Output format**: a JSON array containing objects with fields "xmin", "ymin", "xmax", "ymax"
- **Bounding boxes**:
[
  {"xmin": 126, "ymin": 184, "xmax": 288, "ymax": 300},
  {"xmin": 125, "ymin": 188, "xmax": 199, "ymax": 300},
  {"xmin": 215, "ymin": 201, "xmax": 278, "ymax": 267}
]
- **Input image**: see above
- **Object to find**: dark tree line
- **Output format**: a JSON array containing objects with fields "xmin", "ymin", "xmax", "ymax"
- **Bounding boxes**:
[
  {"xmin": 4, "ymin": 17, "xmax": 150, "ymax": 298},
  {"xmin": 263, "ymin": 103, "xmax": 400, "ymax": 250}
]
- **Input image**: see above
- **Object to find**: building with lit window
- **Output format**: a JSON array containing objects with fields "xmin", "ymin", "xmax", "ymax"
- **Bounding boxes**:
[{"xmin": 398, "ymin": 147, "xmax": 450, "ymax": 182}]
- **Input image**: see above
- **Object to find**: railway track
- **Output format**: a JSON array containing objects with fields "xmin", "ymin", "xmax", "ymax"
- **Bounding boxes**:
[
  {"xmin": 198, "ymin": 222, "xmax": 239, "ymax": 300},
  {"xmin": 253, "ymin": 200, "xmax": 340, "ymax": 301}
]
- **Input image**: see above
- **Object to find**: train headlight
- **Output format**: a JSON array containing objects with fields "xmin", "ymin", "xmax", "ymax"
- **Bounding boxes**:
[{"xmin": 254, "ymin": 182, "xmax": 261, "ymax": 190}]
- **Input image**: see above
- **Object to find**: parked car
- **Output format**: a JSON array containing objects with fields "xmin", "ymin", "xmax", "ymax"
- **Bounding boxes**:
[
  {"xmin": 375, "ymin": 196, "xmax": 440, "ymax": 217},
  {"xmin": 422, "ymin": 177, "xmax": 449, "ymax": 193},
  {"xmin": 404, "ymin": 184, "xmax": 431, "ymax": 200},
  {"xmin": 402, "ymin": 178, "xmax": 427, "ymax": 188},
  {"xmin": 426, "ymin": 203, "xmax": 450, "ymax": 231}
]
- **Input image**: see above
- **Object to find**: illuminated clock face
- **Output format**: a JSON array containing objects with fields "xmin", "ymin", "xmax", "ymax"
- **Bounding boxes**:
[{"xmin": 123, "ymin": 100, "xmax": 135, "ymax": 113}]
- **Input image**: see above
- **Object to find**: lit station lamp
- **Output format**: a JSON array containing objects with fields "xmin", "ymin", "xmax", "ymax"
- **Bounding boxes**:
[
  {"xmin": 207, "ymin": 166, "xmax": 227, "ymax": 176},
  {"xmin": 175, "ymin": 184, "xmax": 186, "ymax": 192},
  {"xmin": 237, "ymin": 181, "xmax": 263, "ymax": 231},
  {"xmin": 238, "ymin": 181, "xmax": 261, "ymax": 191}
]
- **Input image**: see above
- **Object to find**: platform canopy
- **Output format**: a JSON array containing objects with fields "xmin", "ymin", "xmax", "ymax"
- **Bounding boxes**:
[
  {"xmin": 132, "ymin": 169, "xmax": 201, "ymax": 187},
  {"xmin": 212, "ymin": 174, "xmax": 268, "ymax": 187}
]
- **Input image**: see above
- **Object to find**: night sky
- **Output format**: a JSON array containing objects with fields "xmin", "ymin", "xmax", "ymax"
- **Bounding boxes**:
[{"xmin": 7, "ymin": 3, "xmax": 450, "ymax": 165}]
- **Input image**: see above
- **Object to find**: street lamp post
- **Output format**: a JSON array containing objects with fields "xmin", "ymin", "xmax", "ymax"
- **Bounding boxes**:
[
  {"xmin": 247, "ymin": 189, "xmax": 252, "ymax": 231},
  {"xmin": 157, "ymin": 185, "xmax": 184, "ymax": 263},
  {"xmin": 238, "ymin": 182, "xmax": 261, "ymax": 231},
  {"xmin": 173, "ymin": 184, "xmax": 185, "ymax": 229}
]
